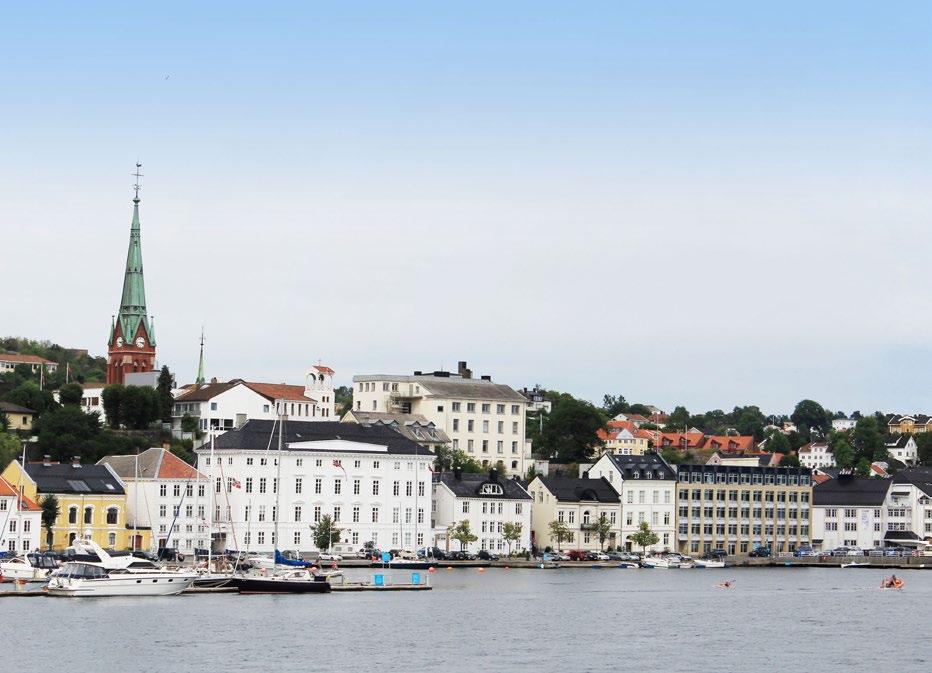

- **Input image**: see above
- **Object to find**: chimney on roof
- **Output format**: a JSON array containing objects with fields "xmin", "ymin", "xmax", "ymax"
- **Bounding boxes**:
[
  {"xmin": 457, "ymin": 361, "xmax": 472, "ymax": 379},
  {"xmin": 489, "ymin": 467, "xmax": 498, "ymax": 482},
  {"xmin": 413, "ymin": 371, "xmax": 422, "ymax": 376},
  {"xmin": 453, "ymin": 467, "xmax": 462, "ymax": 480},
  {"xmin": 210, "ymin": 377, "xmax": 218, "ymax": 384},
  {"xmin": 480, "ymin": 375, "xmax": 491, "ymax": 381},
  {"xmin": 42, "ymin": 455, "xmax": 51, "ymax": 466},
  {"xmin": 582, "ymin": 469, "xmax": 589, "ymax": 478},
  {"xmin": 71, "ymin": 456, "xmax": 81, "ymax": 468}
]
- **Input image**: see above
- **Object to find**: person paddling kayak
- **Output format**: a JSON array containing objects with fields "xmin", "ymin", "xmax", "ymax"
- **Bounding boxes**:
[{"xmin": 880, "ymin": 574, "xmax": 904, "ymax": 589}]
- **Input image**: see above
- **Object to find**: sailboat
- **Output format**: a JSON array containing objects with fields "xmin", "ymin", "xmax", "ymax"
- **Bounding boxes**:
[
  {"xmin": 0, "ymin": 445, "xmax": 48, "ymax": 583},
  {"xmin": 229, "ymin": 404, "xmax": 331, "ymax": 594}
]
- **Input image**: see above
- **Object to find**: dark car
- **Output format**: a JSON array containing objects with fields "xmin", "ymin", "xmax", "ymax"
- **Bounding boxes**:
[
  {"xmin": 708, "ymin": 548, "xmax": 728, "ymax": 559},
  {"xmin": 157, "ymin": 547, "xmax": 186, "ymax": 562},
  {"xmin": 749, "ymin": 546, "xmax": 772, "ymax": 558},
  {"xmin": 605, "ymin": 551, "xmax": 625, "ymax": 561},
  {"xmin": 477, "ymin": 550, "xmax": 499, "ymax": 561}
]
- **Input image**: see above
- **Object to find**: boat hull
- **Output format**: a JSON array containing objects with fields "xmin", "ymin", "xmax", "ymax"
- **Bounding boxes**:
[
  {"xmin": 46, "ymin": 573, "xmax": 197, "ymax": 597},
  {"xmin": 368, "ymin": 561, "xmax": 437, "ymax": 570},
  {"xmin": 231, "ymin": 576, "xmax": 332, "ymax": 594}
]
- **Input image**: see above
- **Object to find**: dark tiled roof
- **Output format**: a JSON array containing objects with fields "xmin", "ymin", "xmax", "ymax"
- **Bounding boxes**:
[
  {"xmin": 213, "ymin": 419, "xmax": 433, "ymax": 456},
  {"xmin": 23, "ymin": 461, "xmax": 124, "ymax": 495},
  {"xmin": 886, "ymin": 435, "xmax": 914, "ymax": 449},
  {"xmin": 812, "ymin": 476, "xmax": 890, "ymax": 506},
  {"xmin": 0, "ymin": 401, "xmax": 35, "ymax": 414},
  {"xmin": 892, "ymin": 467, "xmax": 932, "ymax": 498},
  {"xmin": 174, "ymin": 381, "xmax": 237, "ymax": 402},
  {"xmin": 436, "ymin": 472, "xmax": 531, "ymax": 500},
  {"xmin": 346, "ymin": 411, "xmax": 451, "ymax": 444},
  {"xmin": 536, "ymin": 476, "xmax": 619, "ymax": 503},
  {"xmin": 604, "ymin": 453, "xmax": 675, "ymax": 480}
]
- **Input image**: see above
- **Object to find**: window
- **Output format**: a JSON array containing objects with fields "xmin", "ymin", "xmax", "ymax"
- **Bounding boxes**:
[
  {"xmin": 406, "ymin": 481, "xmax": 413, "ymax": 497},
  {"xmin": 159, "ymin": 484, "xmax": 167, "ymax": 497},
  {"xmin": 84, "ymin": 507, "xmax": 93, "ymax": 524},
  {"xmin": 372, "ymin": 480, "xmax": 380, "ymax": 496},
  {"xmin": 173, "ymin": 484, "xmax": 181, "ymax": 497},
  {"xmin": 294, "ymin": 506, "xmax": 302, "ymax": 522},
  {"xmin": 467, "ymin": 419, "xmax": 475, "ymax": 432},
  {"xmin": 371, "ymin": 507, "xmax": 379, "ymax": 523},
  {"xmin": 108, "ymin": 533, "xmax": 116, "ymax": 546},
  {"xmin": 68, "ymin": 506, "xmax": 77, "ymax": 524},
  {"xmin": 294, "ymin": 531, "xmax": 301, "ymax": 545},
  {"xmin": 452, "ymin": 402, "xmax": 461, "ymax": 412},
  {"xmin": 259, "ymin": 478, "xmax": 267, "ymax": 494},
  {"xmin": 512, "ymin": 405, "xmax": 520, "ymax": 414},
  {"xmin": 334, "ymin": 506, "xmax": 341, "ymax": 522},
  {"xmin": 334, "ymin": 480, "xmax": 342, "ymax": 495},
  {"xmin": 393, "ymin": 481, "xmax": 400, "ymax": 496},
  {"xmin": 463, "ymin": 501, "xmax": 470, "ymax": 513},
  {"xmin": 106, "ymin": 508, "xmax": 118, "ymax": 525},
  {"xmin": 453, "ymin": 419, "xmax": 459, "ymax": 431},
  {"xmin": 353, "ymin": 479, "xmax": 361, "ymax": 495},
  {"xmin": 245, "ymin": 478, "xmax": 253, "ymax": 493},
  {"xmin": 467, "ymin": 403, "xmax": 476, "ymax": 413},
  {"xmin": 257, "ymin": 531, "xmax": 265, "ymax": 545},
  {"xmin": 296, "ymin": 477, "xmax": 304, "ymax": 494},
  {"xmin": 352, "ymin": 506, "xmax": 360, "ymax": 523}
]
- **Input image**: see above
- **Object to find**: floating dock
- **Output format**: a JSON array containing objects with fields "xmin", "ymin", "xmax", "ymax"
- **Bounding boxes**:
[{"xmin": 331, "ymin": 582, "xmax": 431, "ymax": 592}]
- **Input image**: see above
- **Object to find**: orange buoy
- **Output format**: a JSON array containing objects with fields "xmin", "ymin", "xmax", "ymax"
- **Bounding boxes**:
[
  {"xmin": 477, "ymin": 567, "xmax": 486, "ymax": 573},
  {"xmin": 428, "ymin": 567, "xmax": 436, "ymax": 573}
]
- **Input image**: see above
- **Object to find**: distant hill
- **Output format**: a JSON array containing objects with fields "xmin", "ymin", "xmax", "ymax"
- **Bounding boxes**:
[{"xmin": 0, "ymin": 336, "xmax": 107, "ymax": 392}]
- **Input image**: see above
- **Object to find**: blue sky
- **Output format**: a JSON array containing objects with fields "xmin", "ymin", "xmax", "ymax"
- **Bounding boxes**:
[{"xmin": 2, "ymin": 2, "xmax": 931, "ymax": 414}]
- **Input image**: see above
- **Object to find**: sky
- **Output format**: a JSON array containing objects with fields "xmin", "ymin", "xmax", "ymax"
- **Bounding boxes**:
[{"xmin": 1, "ymin": 2, "xmax": 931, "ymax": 415}]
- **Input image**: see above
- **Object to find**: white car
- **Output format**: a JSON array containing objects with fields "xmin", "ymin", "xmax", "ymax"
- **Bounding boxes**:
[{"xmin": 317, "ymin": 552, "xmax": 343, "ymax": 562}]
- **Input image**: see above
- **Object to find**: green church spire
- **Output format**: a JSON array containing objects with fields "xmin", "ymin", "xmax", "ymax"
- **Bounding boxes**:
[
  {"xmin": 109, "ymin": 163, "xmax": 155, "ymax": 347},
  {"xmin": 196, "ymin": 328, "xmax": 206, "ymax": 385}
]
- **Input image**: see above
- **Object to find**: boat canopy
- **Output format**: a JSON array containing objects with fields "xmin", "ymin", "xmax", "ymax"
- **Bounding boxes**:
[{"xmin": 274, "ymin": 549, "xmax": 312, "ymax": 567}]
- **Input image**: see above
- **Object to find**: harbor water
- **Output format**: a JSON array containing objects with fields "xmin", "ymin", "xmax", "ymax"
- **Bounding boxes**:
[{"xmin": 5, "ymin": 567, "xmax": 930, "ymax": 672}]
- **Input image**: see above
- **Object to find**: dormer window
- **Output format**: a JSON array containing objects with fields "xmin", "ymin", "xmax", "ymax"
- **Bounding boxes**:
[{"xmin": 479, "ymin": 484, "xmax": 503, "ymax": 495}]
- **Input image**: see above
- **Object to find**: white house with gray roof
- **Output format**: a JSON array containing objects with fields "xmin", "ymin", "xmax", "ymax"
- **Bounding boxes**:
[
  {"xmin": 352, "ymin": 360, "xmax": 530, "ymax": 477},
  {"xmin": 432, "ymin": 469, "xmax": 531, "ymax": 555}
]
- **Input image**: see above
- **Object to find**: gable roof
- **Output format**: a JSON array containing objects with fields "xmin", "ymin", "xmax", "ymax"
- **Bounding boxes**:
[
  {"xmin": 535, "ymin": 476, "xmax": 619, "ymax": 503},
  {"xmin": 0, "ymin": 401, "xmax": 36, "ymax": 414},
  {"xmin": 0, "ymin": 353, "xmax": 57, "ymax": 365},
  {"xmin": 812, "ymin": 476, "xmax": 890, "ymax": 506},
  {"xmin": 22, "ymin": 461, "xmax": 124, "ymax": 495},
  {"xmin": 436, "ymin": 472, "xmax": 531, "ymax": 500},
  {"xmin": 212, "ymin": 419, "xmax": 432, "ymax": 456},
  {"xmin": 98, "ymin": 448, "xmax": 204, "ymax": 481},
  {"xmin": 242, "ymin": 381, "xmax": 316, "ymax": 403},
  {"xmin": 344, "ymin": 411, "xmax": 451, "ymax": 444},
  {"xmin": 892, "ymin": 467, "xmax": 932, "ymax": 498},
  {"xmin": 0, "ymin": 476, "xmax": 41, "ymax": 511},
  {"xmin": 886, "ymin": 435, "xmax": 914, "ymax": 449},
  {"xmin": 174, "ymin": 381, "xmax": 238, "ymax": 402}
]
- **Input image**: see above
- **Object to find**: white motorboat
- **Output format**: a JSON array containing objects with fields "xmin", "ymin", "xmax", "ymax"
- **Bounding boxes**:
[
  {"xmin": 0, "ymin": 556, "xmax": 49, "ymax": 583},
  {"xmin": 694, "ymin": 558, "xmax": 726, "ymax": 569},
  {"xmin": 640, "ymin": 556, "xmax": 671, "ymax": 569},
  {"xmin": 46, "ymin": 539, "xmax": 196, "ymax": 597}
]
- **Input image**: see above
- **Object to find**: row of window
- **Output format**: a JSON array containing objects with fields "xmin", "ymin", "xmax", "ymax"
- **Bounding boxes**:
[
  {"xmin": 678, "ymin": 523, "xmax": 811, "ymax": 537},
  {"xmin": 449, "ymin": 402, "xmax": 522, "ymax": 415},
  {"xmin": 460, "ymin": 501, "xmax": 524, "ymax": 515},
  {"xmin": 680, "ymin": 489, "xmax": 810, "ymax": 503},
  {"xmin": 451, "ymin": 419, "xmax": 520, "ymax": 435},
  {"xmin": 678, "ymin": 472, "xmax": 810, "ymax": 486},
  {"xmin": 679, "ymin": 506, "xmax": 809, "ymax": 520},
  {"xmin": 65, "ymin": 506, "xmax": 119, "ymax": 525},
  {"xmin": 203, "ymin": 456, "xmax": 424, "ymax": 471},
  {"xmin": 626, "ymin": 490, "xmax": 673, "ymax": 504},
  {"xmin": 452, "ymin": 439, "xmax": 519, "ymax": 454}
]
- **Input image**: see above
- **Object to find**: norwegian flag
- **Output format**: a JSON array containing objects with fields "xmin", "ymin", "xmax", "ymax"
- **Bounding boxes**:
[
  {"xmin": 232, "ymin": 478, "xmax": 241, "ymax": 489},
  {"xmin": 332, "ymin": 459, "xmax": 342, "ymax": 468}
]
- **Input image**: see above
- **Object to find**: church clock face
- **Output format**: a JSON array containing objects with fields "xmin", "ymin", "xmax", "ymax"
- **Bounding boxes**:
[
  {"xmin": 135, "ymin": 337, "xmax": 146, "ymax": 348},
  {"xmin": 115, "ymin": 337, "xmax": 123, "ymax": 348}
]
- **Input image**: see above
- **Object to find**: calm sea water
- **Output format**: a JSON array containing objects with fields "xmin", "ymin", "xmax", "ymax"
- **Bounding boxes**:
[{"xmin": 4, "ymin": 567, "xmax": 930, "ymax": 673}]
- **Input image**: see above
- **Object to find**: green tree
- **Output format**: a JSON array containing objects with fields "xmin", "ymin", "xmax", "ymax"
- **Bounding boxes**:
[
  {"xmin": 169, "ymin": 439, "xmax": 196, "ymax": 466},
  {"xmin": 333, "ymin": 386, "xmax": 353, "ymax": 416},
  {"xmin": 593, "ymin": 512, "xmax": 613, "ymax": 551},
  {"xmin": 0, "ymin": 432, "xmax": 21, "ymax": 472},
  {"xmin": 40, "ymin": 494, "xmax": 60, "ymax": 550},
  {"xmin": 548, "ymin": 520, "xmax": 574, "ymax": 551},
  {"xmin": 35, "ymin": 405, "xmax": 101, "ymax": 462},
  {"xmin": 4, "ymin": 381, "xmax": 57, "ymax": 417},
  {"xmin": 538, "ymin": 393, "xmax": 606, "ymax": 463},
  {"xmin": 780, "ymin": 452, "xmax": 800, "ymax": 468},
  {"xmin": 666, "ymin": 405, "xmax": 690, "ymax": 431},
  {"xmin": 790, "ymin": 399, "xmax": 830, "ymax": 440},
  {"xmin": 602, "ymin": 394, "xmax": 629, "ymax": 417},
  {"xmin": 851, "ymin": 417, "xmax": 888, "ymax": 464},
  {"xmin": 501, "ymin": 522, "xmax": 522, "ymax": 555},
  {"xmin": 828, "ymin": 432, "xmax": 855, "ymax": 469},
  {"xmin": 766, "ymin": 431, "xmax": 791, "ymax": 455},
  {"xmin": 58, "ymin": 382, "xmax": 83, "ymax": 406},
  {"xmin": 629, "ymin": 521, "xmax": 659, "ymax": 553},
  {"xmin": 659, "ymin": 445, "xmax": 684, "ymax": 466},
  {"xmin": 120, "ymin": 386, "xmax": 159, "ymax": 430},
  {"xmin": 311, "ymin": 514, "xmax": 341, "ymax": 552},
  {"xmin": 450, "ymin": 520, "xmax": 478, "ymax": 551},
  {"xmin": 156, "ymin": 366, "xmax": 174, "ymax": 423},
  {"xmin": 102, "ymin": 385, "xmax": 123, "ymax": 428},
  {"xmin": 180, "ymin": 413, "xmax": 199, "ymax": 435},
  {"xmin": 433, "ymin": 444, "xmax": 484, "ymax": 473},
  {"xmin": 627, "ymin": 403, "xmax": 652, "ymax": 416},
  {"xmin": 913, "ymin": 433, "xmax": 932, "ymax": 466}
]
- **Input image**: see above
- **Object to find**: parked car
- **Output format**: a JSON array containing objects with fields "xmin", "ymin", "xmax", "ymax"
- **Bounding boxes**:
[
  {"xmin": 567, "ymin": 550, "xmax": 589, "ymax": 561},
  {"xmin": 477, "ymin": 550, "xmax": 499, "ymax": 561},
  {"xmin": 844, "ymin": 547, "xmax": 864, "ymax": 557},
  {"xmin": 828, "ymin": 546, "xmax": 851, "ymax": 557},
  {"xmin": 157, "ymin": 547, "xmax": 185, "ymax": 562},
  {"xmin": 417, "ymin": 546, "xmax": 448, "ymax": 560},
  {"xmin": 605, "ymin": 552, "xmax": 625, "ymax": 561},
  {"xmin": 318, "ymin": 552, "xmax": 343, "ymax": 562},
  {"xmin": 794, "ymin": 545, "xmax": 816, "ymax": 557},
  {"xmin": 586, "ymin": 551, "xmax": 610, "ymax": 561},
  {"xmin": 707, "ymin": 548, "xmax": 728, "ymax": 559},
  {"xmin": 749, "ymin": 546, "xmax": 772, "ymax": 558}
]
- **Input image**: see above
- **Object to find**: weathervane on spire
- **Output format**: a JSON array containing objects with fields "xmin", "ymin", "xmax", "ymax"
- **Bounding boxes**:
[{"xmin": 132, "ymin": 162, "xmax": 143, "ymax": 202}]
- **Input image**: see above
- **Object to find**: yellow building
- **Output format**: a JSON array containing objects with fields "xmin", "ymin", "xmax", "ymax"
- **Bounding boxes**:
[
  {"xmin": 1, "ymin": 457, "xmax": 150, "ymax": 551},
  {"xmin": 1, "ymin": 402, "xmax": 35, "ymax": 432},
  {"xmin": 884, "ymin": 414, "xmax": 932, "ymax": 435}
]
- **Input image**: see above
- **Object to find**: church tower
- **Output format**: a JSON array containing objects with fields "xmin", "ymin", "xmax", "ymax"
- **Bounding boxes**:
[{"xmin": 107, "ymin": 164, "xmax": 157, "ymax": 384}]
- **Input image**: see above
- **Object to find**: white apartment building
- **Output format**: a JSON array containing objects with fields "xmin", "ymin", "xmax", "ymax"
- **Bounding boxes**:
[
  {"xmin": 0, "ymin": 475, "xmax": 42, "ymax": 553},
  {"xmin": 352, "ymin": 361, "xmax": 530, "ymax": 476},
  {"xmin": 195, "ymin": 419, "xmax": 435, "ymax": 555},
  {"xmin": 886, "ymin": 468, "xmax": 932, "ymax": 544},
  {"xmin": 173, "ymin": 367, "xmax": 336, "ymax": 444},
  {"xmin": 432, "ymin": 469, "xmax": 532, "ymax": 555},
  {"xmin": 831, "ymin": 418, "xmax": 857, "ymax": 432},
  {"xmin": 98, "ymin": 448, "xmax": 208, "ymax": 554},
  {"xmin": 799, "ymin": 442, "xmax": 835, "ymax": 470},
  {"xmin": 588, "ymin": 453, "xmax": 677, "ymax": 552},
  {"xmin": 527, "ymin": 476, "xmax": 621, "ymax": 552},
  {"xmin": 811, "ymin": 476, "xmax": 890, "ymax": 551}
]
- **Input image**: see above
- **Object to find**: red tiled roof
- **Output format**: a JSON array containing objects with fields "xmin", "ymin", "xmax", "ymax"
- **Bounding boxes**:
[
  {"xmin": 704, "ymin": 435, "xmax": 756, "ymax": 452},
  {"xmin": 157, "ymin": 451, "xmax": 202, "ymax": 480},
  {"xmin": 0, "ymin": 353, "xmax": 57, "ymax": 365},
  {"xmin": 244, "ymin": 382, "xmax": 317, "ymax": 404},
  {"xmin": 0, "ymin": 476, "xmax": 42, "ymax": 511},
  {"xmin": 311, "ymin": 365, "xmax": 335, "ymax": 375},
  {"xmin": 659, "ymin": 432, "xmax": 706, "ymax": 448},
  {"xmin": 812, "ymin": 473, "xmax": 832, "ymax": 485}
]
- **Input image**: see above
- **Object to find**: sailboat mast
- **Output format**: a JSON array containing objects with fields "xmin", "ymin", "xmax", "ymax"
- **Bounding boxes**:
[
  {"xmin": 133, "ymin": 450, "xmax": 139, "ymax": 551},
  {"xmin": 274, "ymin": 401, "xmax": 285, "ymax": 562},
  {"xmin": 208, "ymin": 429, "xmax": 215, "ymax": 568}
]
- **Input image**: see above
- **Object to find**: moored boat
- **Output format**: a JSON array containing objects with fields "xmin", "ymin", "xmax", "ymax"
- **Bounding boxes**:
[
  {"xmin": 231, "ymin": 568, "xmax": 332, "ymax": 594},
  {"xmin": 0, "ymin": 556, "xmax": 49, "ymax": 583},
  {"xmin": 694, "ymin": 558, "xmax": 726, "ymax": 569}
]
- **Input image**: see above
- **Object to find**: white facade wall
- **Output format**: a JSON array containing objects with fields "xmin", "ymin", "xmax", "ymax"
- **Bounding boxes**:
[
  {"xmin": 812, "ymin": 505, "xmax": 886, "ymax": 551},
  {"xmin": 195, "ymin": 441, "xmax": 434, "ymax": 555},
  {"xmin": 800, "ymin": 445, "xmax": 835, "ymax": 470},
  {"xmin": 831, "ymin": 419, "xmax": 856, "ymax": 432},
  {"xmin": 590, "ymin": 454, "xmax": 677, "ymax": 552},
  {"xmin": 886, "ymin": 482, "xmax": 932, "ymax": 541},
  {"xmin": 123, "ymin": 478, "xmax": 210, "ymax": 553},
  {"xmin": 0, "ymin": 496, "xmax": 42, "ymax": 553},
  {"xmin": 352, "ymin": 376, "xmax": 529, "ymax": 476},
  {"xmin": 887, "ymin": 438, "xmax": 918, "ymax": 466},
  {"xmin": 432, "ymin": 484, "xmax": 531, "ymax": 554}
]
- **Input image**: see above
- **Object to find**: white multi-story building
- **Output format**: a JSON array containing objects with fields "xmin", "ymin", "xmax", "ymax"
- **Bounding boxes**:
[
  {"xmin": 886, "ymin": 435, "xmax": 918, "ymax": 466},
  {"xmin": 352, "ymin": 361, "xmax": 530, "ymax": 476},
  {"xmin": 799, "ymin": 442, "xmax": 835, "ymax": 470},
  {"xmin": 588, "ymin": 453, "xmax": 677, "ymax": 552},
  {"xmin": 173, "ymin": 367, "xmax": 336, "ymax": 443},
  {"xmin": 98, "ymin": 448, "xmax": 208, "ymax": 554},
  {"xmin": 196, "ymin": 419, "xmax": 435, "ymax": 555},
  {"xmin": 0, "ymin": 475, "xmax": 42, "ymax": 553},
  {"xmin": 831, "ymin": 418, "xmax": 857, "ymax": 432},
  {"xmin": 432, "ymin": 469, "xmax": 531, "ymax": 555},
  {"xmin": 526, "ymin": 476, "xmax": 621, "ymax": 552},
  {"xmin": 886, "ymin": 467, "xmax": 932, "ymax": 545},
  {"xmin": 812, "ymin": 476, "xmax": 890, "ymax": 551}
]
